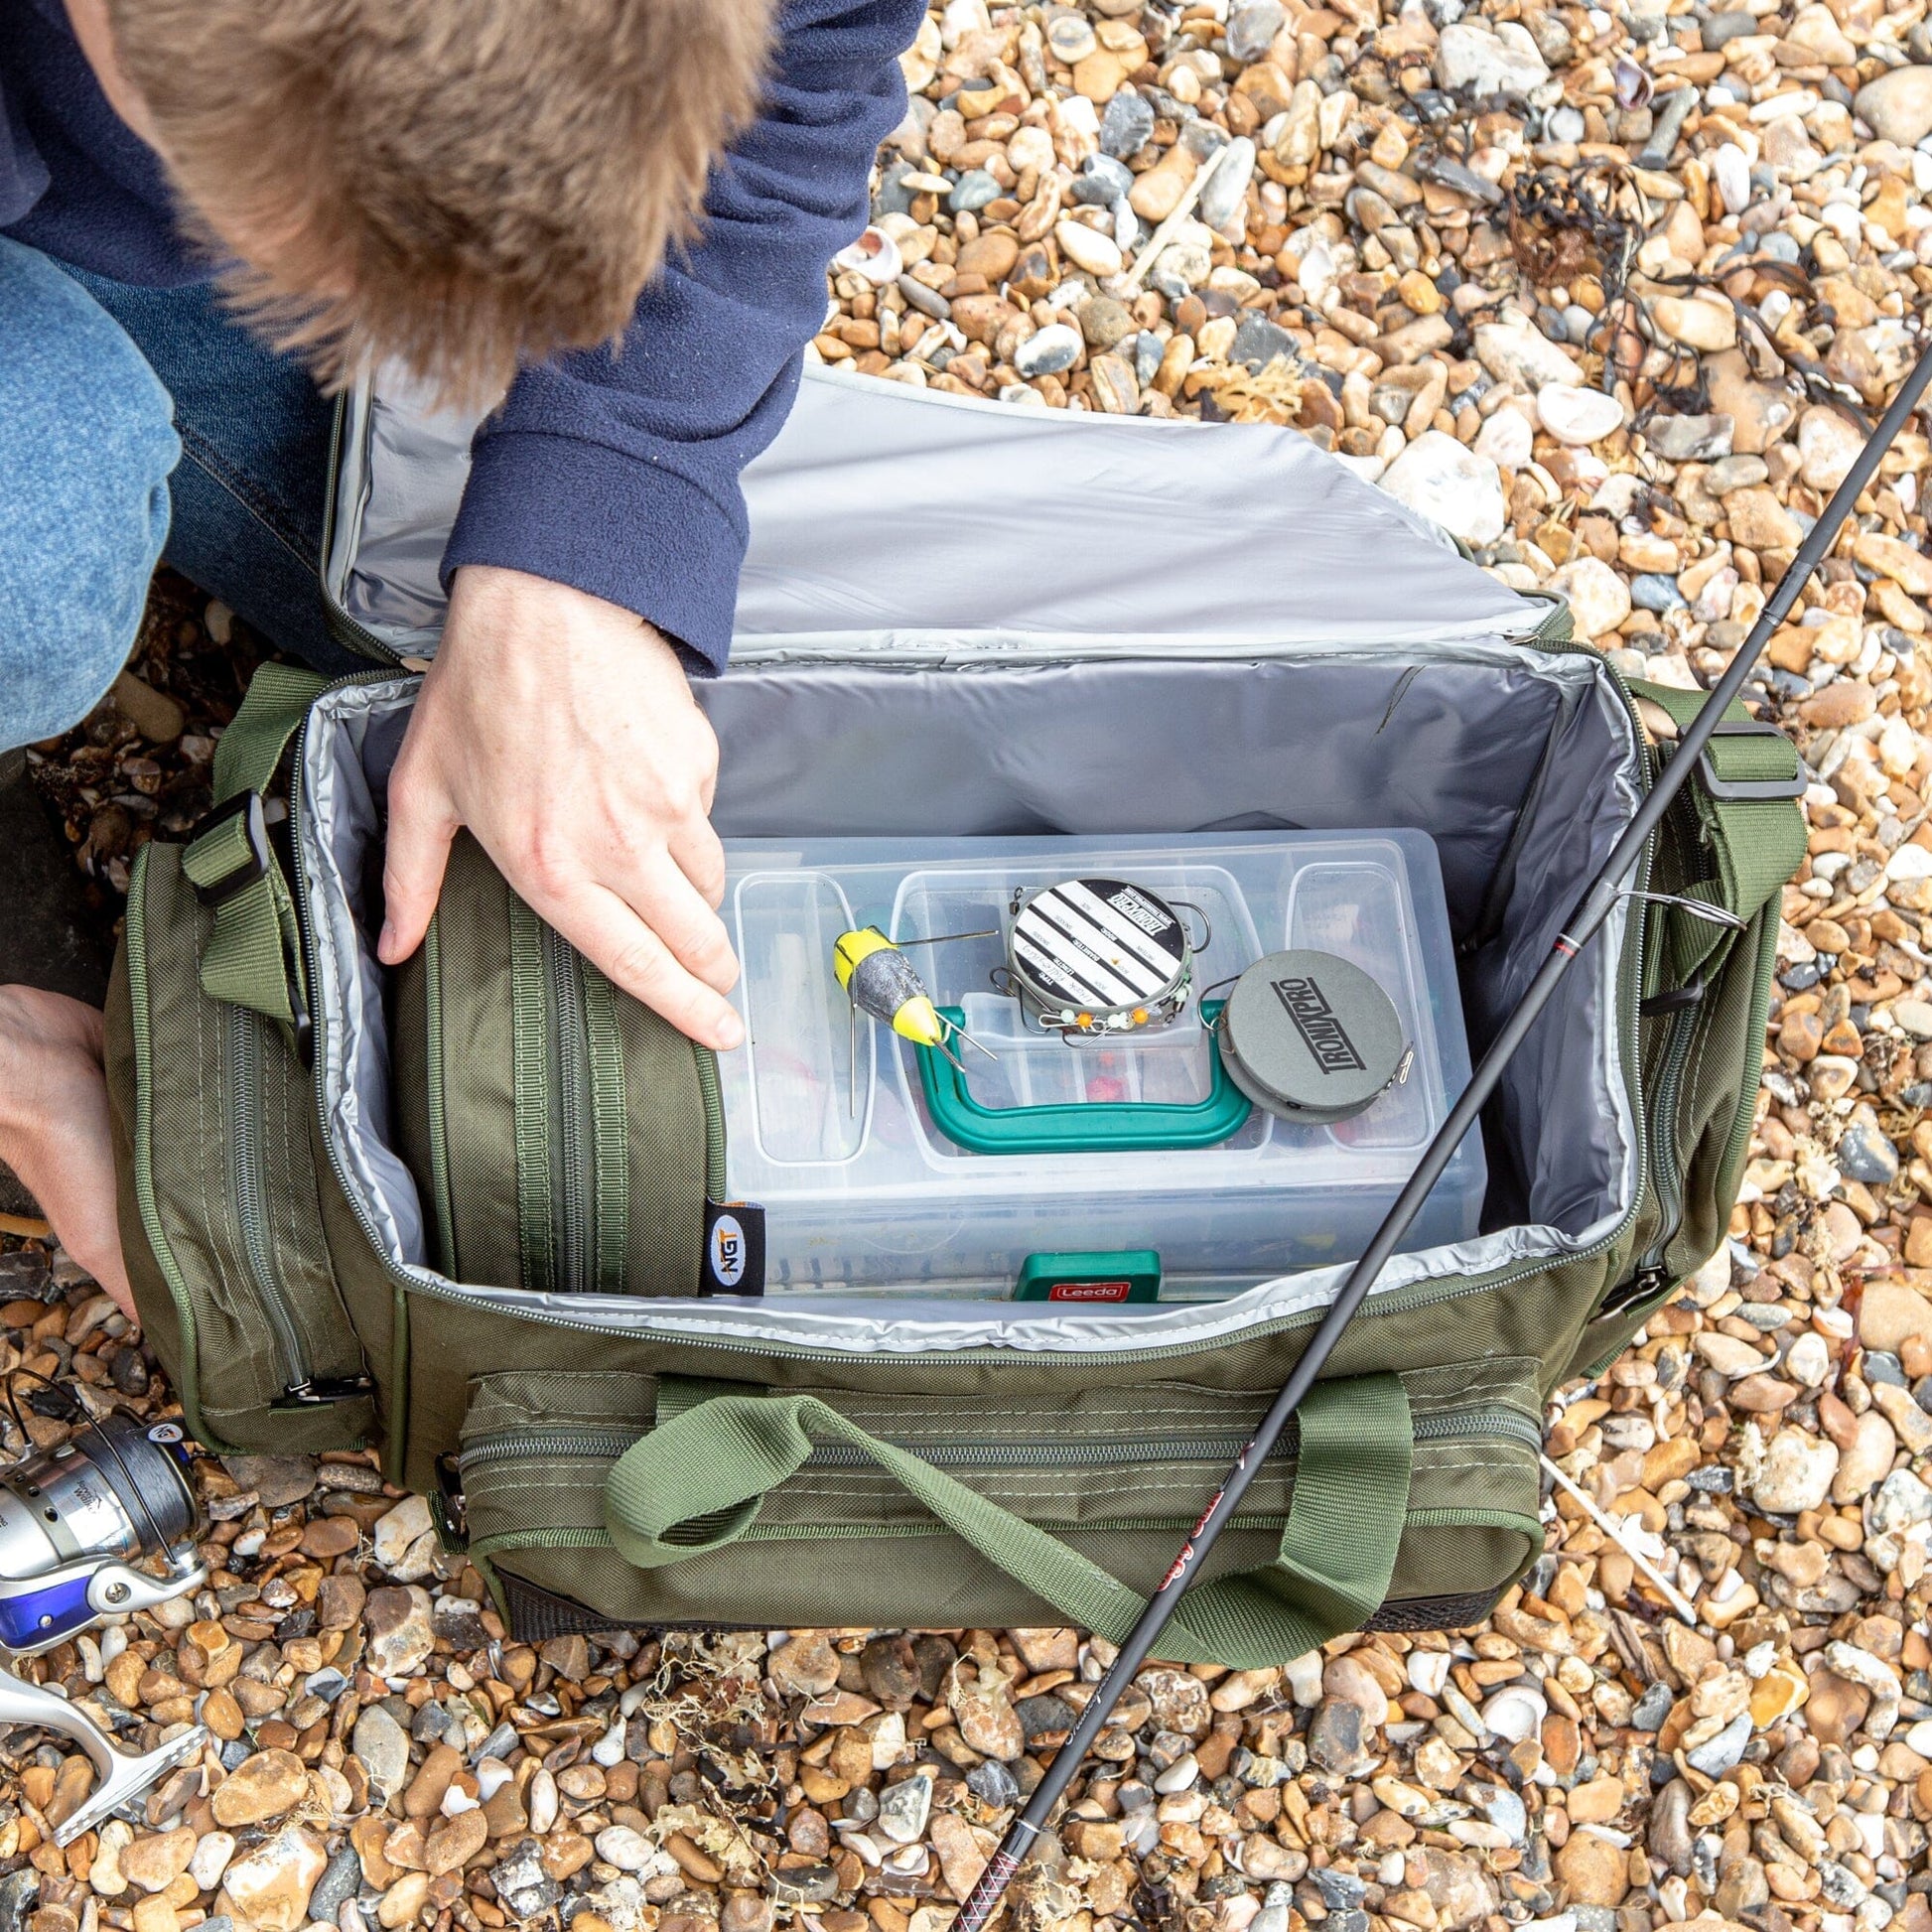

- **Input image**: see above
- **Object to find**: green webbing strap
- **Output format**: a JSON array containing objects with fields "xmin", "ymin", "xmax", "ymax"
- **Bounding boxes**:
[
  {"xmin": 209, "ymin": 663, "xmax": 329, "ymax": 802},
  {"xmin": 604, "ymin": 1374, "xmax": 1413, "ymax": 1670},
  {"xmin": 181, "ymin": 665, "xmax": 329, "ymax": 1027},
  {"xmin": 1626, "ymin": 678, "xmax": 1805, "ymax": 914},
  {"xmin": 1626, "ymin": 678, "xmax": 1806, "ymax": 987}
]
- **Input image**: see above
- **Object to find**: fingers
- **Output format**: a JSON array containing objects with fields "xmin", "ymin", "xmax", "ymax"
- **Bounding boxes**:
[
  {"xmin": 378, "ymin": 759, "xmax": 461, "ymax": 966},
  {"xmin": 69, "ymin": 1210, "xmax": 135, "ymax": 1322},
  {"xmin": 669, "ymin": 812, "xmax": 729, "ymax": 911},
  {"xmin": 625, "ymin": 853, "xmax": 739, "ymax": 998},
  {"xmin": 52, "ymin": 1069, "xmax": 136, "ymax": 1317},
  {"xmin": 0, "ymin": 998, "xmax": 136, "ymax": 1318},
  {"xmin": 547, "ymin": 879, "xmax": 746, "ymax": 1051}
]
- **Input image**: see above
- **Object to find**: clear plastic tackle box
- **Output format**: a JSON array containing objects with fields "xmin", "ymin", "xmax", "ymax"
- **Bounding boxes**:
[{"xmin": 718, "ymin": 832, "xmax": 1482, "ymax": 1300}]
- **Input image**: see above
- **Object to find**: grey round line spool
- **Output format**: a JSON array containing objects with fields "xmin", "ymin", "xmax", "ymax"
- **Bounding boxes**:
[{"xmin": 1217, "ymin": 948, "xmax": 1406, "ymax": 1125}]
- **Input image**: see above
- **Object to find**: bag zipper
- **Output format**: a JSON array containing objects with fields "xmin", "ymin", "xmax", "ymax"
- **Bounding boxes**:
[
  {"xmin": 423, "ymin": 918, "xmax": 458, "ymax": 1272},
  {"xmin": 1617, "ymin": 1000, "xmax": 1700, "ymax": 1310},
  {"xmin": 1716, "ymin": 906, "xmax": 1780, "ymax": 1217},
  {"xmin": 1599, "ymin": 892, "xmax": 1775, "ymax": 1323},
  {"xmin": 227, "ymin": 1003, "xmax": 376, "ymax": 1409},
  {"xmin": 227, "ymin": 1004, "xmax": 311, "ymax": 1398},
  {"xmin": 455, "ymin": 1402, "xmax": 1542, "ymax": 1478},
  {"xmin": 694, "ymin": 1045, "xmax": 727, "ymax": 1202},
  {"xmin": 542, "ymin": 923, "xmax": 596, "ymax": 1296},
  {"xmin": 292, "ymin": 658, "xmax": 1655, "ymax": 1372}
]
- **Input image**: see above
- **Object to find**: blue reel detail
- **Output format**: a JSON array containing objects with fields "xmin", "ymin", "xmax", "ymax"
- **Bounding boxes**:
[{"xmin": 0, "ymin": 1572, "xmax": 95, "ymax": 1651}]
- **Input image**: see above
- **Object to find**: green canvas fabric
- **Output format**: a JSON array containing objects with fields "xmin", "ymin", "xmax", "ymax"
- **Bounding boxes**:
[
  {"xmin": 603, "ymin": 1375, "xmax": 1414, "ymax": 1669},
  {"xmin": 1625, "ymin": 677, "xmax": 1806, "ymax": 987},
  {"xmin": 454, "ymin": 1363, "xmax": 1542, "ymax": 1655},
  {"xmin": 391, "ymin": 832, "xmax": 712, "ymax": 1296},
  {"xmin": 110, "ymin": 843, "xmax": 375, "ymax": 1453},
  {"xmin": 392, "ymin": 834, "xmax": 519, "ymax": 1287}
]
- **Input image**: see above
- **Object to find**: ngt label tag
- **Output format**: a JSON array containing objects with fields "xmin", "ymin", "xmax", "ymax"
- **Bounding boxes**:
[{"xmin": 702, "ymin": 1201, "xmax": 765, "ymax": 1296}]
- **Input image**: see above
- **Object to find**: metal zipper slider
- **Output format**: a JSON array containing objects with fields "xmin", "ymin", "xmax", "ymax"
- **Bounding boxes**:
[
  {"xmin": 434, "ymin": 1452, "xmax": 468, "ymax": 1544},
  {"xmin": 272, "ymin": 1372, "xmax": 375, "ymax": 1408},
  {"xmin": 1599, "ymin": 1265, "xmax": 1670, "ymax": 1317}
]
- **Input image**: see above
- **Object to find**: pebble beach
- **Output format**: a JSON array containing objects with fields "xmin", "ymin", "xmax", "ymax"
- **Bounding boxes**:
[{"xmin": 3, "ymin": 4, "xmax": 1932, "ymax": 1932}]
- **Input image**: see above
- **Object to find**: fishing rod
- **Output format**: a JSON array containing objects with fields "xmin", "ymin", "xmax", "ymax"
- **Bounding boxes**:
[{"xmin": 954, "ymin": 340, "xmax": 1932, "ymax": 1932}]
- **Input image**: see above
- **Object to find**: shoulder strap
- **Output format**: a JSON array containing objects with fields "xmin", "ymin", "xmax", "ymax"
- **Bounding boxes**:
[{"xmin": 603, "ymin": 1374, "xmax": 1416, "ymax": 1671}]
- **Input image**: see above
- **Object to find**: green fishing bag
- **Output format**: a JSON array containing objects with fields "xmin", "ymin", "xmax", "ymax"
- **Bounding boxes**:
[{"xmin": 103, "ymin": 367, "xmax": 1806, "ymax": 1662}]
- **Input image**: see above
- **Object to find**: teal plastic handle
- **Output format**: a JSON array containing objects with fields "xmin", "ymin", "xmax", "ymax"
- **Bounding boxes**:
[{"xmin": 914, "ymin": 1002, "xmax": 1253, "ymax": 1154}]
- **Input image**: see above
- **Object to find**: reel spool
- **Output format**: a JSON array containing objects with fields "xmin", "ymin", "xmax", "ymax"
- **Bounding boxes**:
[
  {"xmin": 1000, "ymin": 878, "xmax": 1205, "ymax": 1036},
  {"xmin": 1215, "ymin": 949, "xmax": 1410, "ymax": 1125},
  {"xmin": 0, "ymin": 1412, "xmax": 203, "ymax": 1654}
]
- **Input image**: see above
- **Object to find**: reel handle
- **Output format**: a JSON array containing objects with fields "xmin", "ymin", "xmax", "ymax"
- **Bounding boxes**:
[
  {"xmin": 0, "ymin": 1554, "xmax": 207, "ymax": 1654},
  {"xmin": 0, "ymin": 1666, "xmax": 207, "ymax": 1845}
]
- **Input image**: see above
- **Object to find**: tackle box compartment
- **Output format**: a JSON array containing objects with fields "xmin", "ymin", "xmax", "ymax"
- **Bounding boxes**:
[{"xmin": 720, "ymin": 830, "xmax": 1481, "ymax": 1300}]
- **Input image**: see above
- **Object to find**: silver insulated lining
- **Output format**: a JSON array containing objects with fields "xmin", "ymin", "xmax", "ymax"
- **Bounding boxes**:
[
  {"xmin": 327, "ymin": 362, "xmax": 1559, "ymax": 663},
  {"xmin": 298, "ymin": 649, "xmax": 1643, "ymax": 1359}
]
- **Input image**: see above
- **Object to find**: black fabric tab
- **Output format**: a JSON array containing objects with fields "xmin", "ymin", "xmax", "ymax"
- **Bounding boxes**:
[{"xmin": 701, "ymin": 1200, "xmax": 765, "ymax": 1297}]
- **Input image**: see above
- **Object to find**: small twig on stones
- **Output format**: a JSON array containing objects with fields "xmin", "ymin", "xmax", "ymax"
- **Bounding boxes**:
[
  {"xmin": 1120, "ymin": 140, "xmax": 1232, "ymax": 295},
  {"xmin": 1542, "ymin": 1452, "xmax": 1699, "ymax": 1624}
]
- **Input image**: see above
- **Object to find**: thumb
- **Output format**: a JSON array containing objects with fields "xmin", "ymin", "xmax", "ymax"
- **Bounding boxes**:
[{"xmin": 378, "ymin": 771, "xmax": 459, "ymax": 965}]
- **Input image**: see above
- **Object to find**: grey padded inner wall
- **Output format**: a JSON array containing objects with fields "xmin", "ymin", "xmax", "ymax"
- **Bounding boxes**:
[
  {"xmin": 297, "ymin": 642, "xmax": 1641, "ymax": 1356},
  {"xmin": 329, "ymin": 363, "xmax": 1546, "ymax": 662}
]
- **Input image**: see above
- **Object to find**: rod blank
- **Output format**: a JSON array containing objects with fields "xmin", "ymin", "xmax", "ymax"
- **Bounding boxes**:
[{"xmin": 951, "ymin": 339, "xmax": 1932, "ymax": 1932}]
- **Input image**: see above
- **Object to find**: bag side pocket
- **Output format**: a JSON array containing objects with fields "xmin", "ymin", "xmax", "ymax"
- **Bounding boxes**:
[{"xmin": 109, "ymin": 842, "xmax": 376, "ymax": 1451}]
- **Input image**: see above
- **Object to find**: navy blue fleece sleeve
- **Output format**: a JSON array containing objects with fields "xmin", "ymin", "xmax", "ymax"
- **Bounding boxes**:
[{"xmin": 441, "ymin": 0, "xmax": 924, "ymax": 673}]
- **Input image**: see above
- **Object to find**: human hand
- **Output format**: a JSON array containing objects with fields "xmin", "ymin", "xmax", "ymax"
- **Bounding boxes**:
[
  {"xmin": 376, "ymin": 565, "xmax": 745, "ymax": 1051},
  {"xmin": 0, "ymin": 987, "xmax": 135, "ymax": 1318}
]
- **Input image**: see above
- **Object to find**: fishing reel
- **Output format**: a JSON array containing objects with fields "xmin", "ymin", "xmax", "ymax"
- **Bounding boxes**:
[
  {"xmin": 0, "ymin": 1410, "xmax": 209, "ymax": 1843},
  {"xmin": 0, "ymin": 1411, "xmax": 204, "ymax": 1652}
]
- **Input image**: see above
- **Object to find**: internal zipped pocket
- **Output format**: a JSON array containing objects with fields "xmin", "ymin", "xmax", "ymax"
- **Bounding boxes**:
[
  {"xmin": 111, "ymin": 843, "xmax": 376, "ymax": 1452},
  {"xmin": 447, "ymin": 1364, "xmax": 1546, "ymax": 1647},
  {"xmin": 392, "ymin": 832, "xmax": 720, "ymax": 1296}
]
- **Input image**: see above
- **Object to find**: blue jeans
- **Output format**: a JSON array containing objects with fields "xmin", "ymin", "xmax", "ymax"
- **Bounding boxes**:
[{"xmin": 0, "ymin": 235, "xmax": 363, "ymax": 754}]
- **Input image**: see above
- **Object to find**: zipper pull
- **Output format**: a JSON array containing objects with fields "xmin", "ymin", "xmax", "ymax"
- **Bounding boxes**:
[
  {"xmin": 272, "ymin": 1372, "xmax": 375, "ymax": 1409},
  {"xmin": 1600, "ymin": 1264, "xmax": 1670, "ymax": 1317},
  {"xmin": 434, "ymin": 1453, "xmax": 469, "ymax": 1545}
]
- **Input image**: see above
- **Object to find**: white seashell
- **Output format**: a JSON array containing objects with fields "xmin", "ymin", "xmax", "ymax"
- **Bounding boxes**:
[{"xmin": 834, "ymin": 226, "xmax": 903, "ymax": 287}]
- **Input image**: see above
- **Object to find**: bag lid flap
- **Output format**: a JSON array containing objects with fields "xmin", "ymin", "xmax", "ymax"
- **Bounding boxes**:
[{"xmin": 328, "ymin": 361, "xmax": 1539, "ymax": 665}]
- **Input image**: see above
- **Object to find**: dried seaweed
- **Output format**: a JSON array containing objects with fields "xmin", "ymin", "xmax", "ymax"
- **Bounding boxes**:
[{"xmin": 1507, "ymin": 164, "xmax": 1640, "ymax": 310}]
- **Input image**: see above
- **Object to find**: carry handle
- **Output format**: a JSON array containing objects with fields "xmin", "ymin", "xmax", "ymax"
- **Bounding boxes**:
[
  {"xmin": 181, "ymin": 665, "xmax": 330, "ymax": 1033},
  {"xmin": 604, "ymin": 1373, "xmax": 1413, "ymax": 1670}
]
